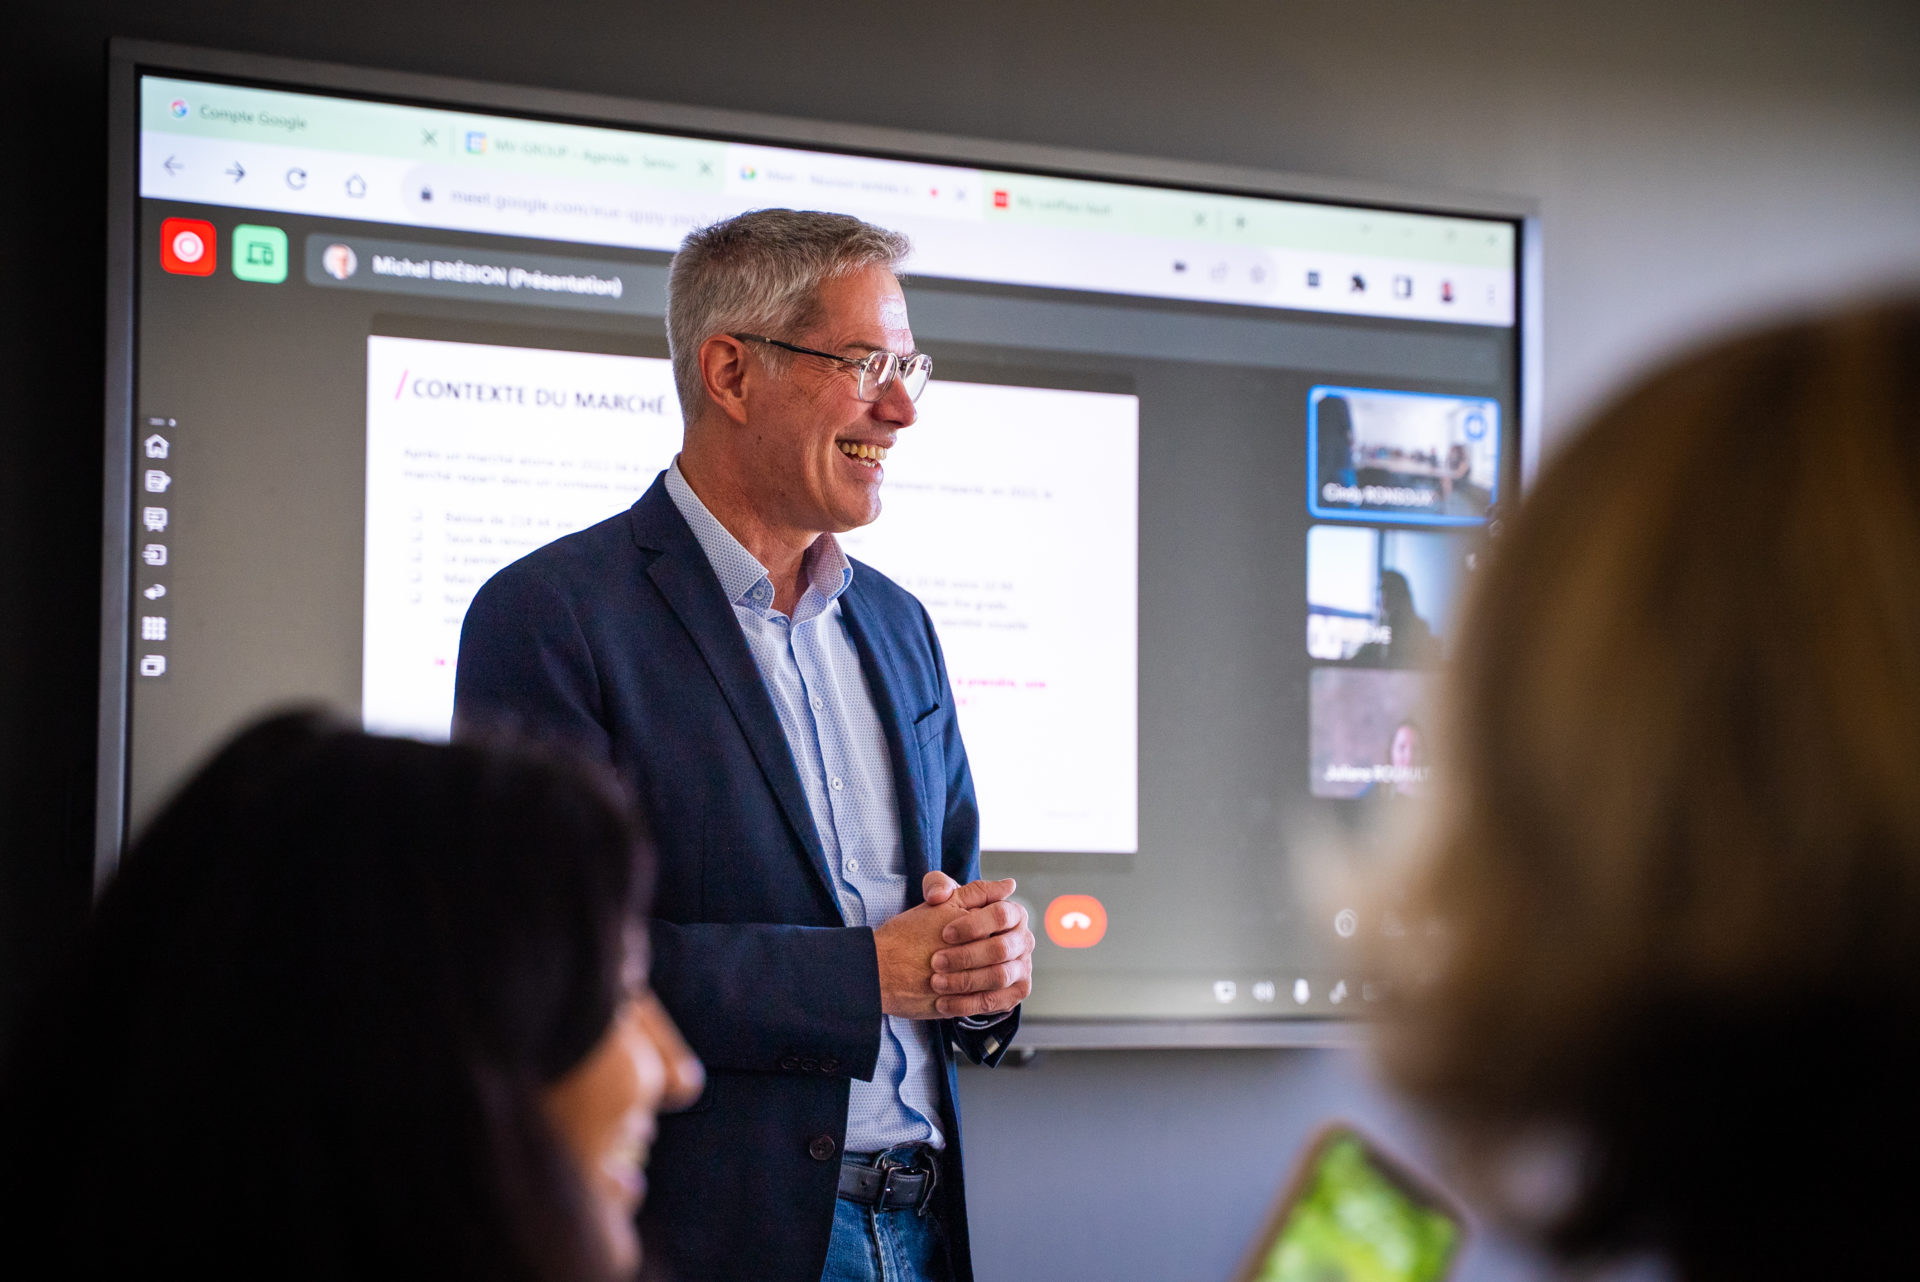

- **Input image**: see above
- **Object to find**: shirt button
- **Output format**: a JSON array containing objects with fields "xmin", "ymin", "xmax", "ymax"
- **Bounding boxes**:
[
  {"xmin": 811, "ymin": 696, "xmax": 824, "ymax": 712},
  {"xmin": 846, "ymin": 858, "xmax": 860, "ymax": 874},
  {"xmin": 829, "ymin": 776, "xmax": 844, "ymax": 791},
  {"xmin": 809, "ymin": 1134, "xmax": 838, "ymax": 1161}
]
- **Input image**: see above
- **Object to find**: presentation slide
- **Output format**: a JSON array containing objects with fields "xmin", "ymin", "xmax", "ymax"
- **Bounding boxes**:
[
  {"xmin": 362, "ymin": 335, "xmax": 1139, "ymax": 854},
  {"xmin": 362, "ymin": 336, "xmax": 682, "ymax": 737},
  {"xmin": 840, "ymin": 378, "xmax": 1138, "ymax": 854},
  {"xmin": 1308, "ymin": 386, "xmax": 1499, "ymax": 524}
]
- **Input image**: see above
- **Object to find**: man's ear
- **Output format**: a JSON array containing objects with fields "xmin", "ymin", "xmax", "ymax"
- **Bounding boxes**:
[{"xmin": 698, "ymin": 334, "xmax": 754, "ymax": 426}]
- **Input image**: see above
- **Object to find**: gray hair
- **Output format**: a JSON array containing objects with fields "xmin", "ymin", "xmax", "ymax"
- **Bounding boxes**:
[{"xmin": 666, "ymin": 209, "xmax": 911, "ymax": 425}]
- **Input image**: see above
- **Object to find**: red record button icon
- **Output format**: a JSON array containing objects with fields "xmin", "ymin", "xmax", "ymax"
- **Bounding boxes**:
[
  {"xmin": 1044, "ymin": 894, "xmax": 1108, "ymax": 948},
  {"xmin": 160, "ymin": 217, "xmax": 217, "ymax": 276}
]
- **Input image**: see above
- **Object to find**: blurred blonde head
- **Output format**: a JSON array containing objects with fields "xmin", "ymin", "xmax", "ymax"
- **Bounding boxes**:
[{"xmin": 1374, "ymin": 299, "xmax": 1920, "ymax": 1281}]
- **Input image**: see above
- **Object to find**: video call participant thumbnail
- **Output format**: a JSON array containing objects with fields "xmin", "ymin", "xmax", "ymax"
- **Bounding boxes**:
[
  {"xmin": 1309, "ymin": 668, "xmax": 1432, "ymax": 801},
  {"xmin": 1309, "ymin": 387, "xmax": 1501, "ymax": 523},
  {"xmin": 1305, "ymin": 524, "xmax": 1470, "ymax": 666}
]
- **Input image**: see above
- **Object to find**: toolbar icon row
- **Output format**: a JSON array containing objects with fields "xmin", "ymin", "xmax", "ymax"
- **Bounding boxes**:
[
  {"xmin": 136, "ymin": 417, "xmax": 175, "ymax": 681},
  {"xmin": 1212, "ymin": 977, "xmax": 1375, "ymax": 1005}
]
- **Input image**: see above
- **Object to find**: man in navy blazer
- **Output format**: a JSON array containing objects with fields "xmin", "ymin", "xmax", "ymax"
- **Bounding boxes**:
[{"xmin": 454, "ymin": 210, "xmax": 1031, "ymax": 1282}]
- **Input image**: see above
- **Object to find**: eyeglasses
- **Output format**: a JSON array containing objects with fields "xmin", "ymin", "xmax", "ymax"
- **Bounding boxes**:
[{"xmin": 732, "ymin": 333, "xmax": 933, "ymax": 404}]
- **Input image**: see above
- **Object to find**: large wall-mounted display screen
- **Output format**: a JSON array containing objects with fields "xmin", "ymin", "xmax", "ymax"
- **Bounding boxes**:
[{"xmin": 108, "ymin": 50, "xmax": 1525, "ymax": 1031}]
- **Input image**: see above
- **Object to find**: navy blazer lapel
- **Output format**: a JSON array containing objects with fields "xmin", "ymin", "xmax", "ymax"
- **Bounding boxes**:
[
  {"xmin": 625, "ymin": 477, "xmax": 842, "ymax": 917},
  {"xmin": 839, "ymin": 574, "xmax": 936, "ymax": 903}
]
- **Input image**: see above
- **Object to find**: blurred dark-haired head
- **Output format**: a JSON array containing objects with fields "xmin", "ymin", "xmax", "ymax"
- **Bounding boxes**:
[
  {"xmin": 1375, "ymin": 297, "xmax": 1920, "ymax": 1282},
  {"xmin": 1377, "ymin": 569, "xmax": 1414, "ymax": 621},
  {"xmin": 0, "ymin": 710, "xmax": 686, "ymax": 1281}
]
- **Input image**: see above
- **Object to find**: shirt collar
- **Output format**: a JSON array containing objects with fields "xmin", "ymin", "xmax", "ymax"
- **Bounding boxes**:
[{"xmin": 664, "ymin": 458, "xmax": 854, "ymax": 613}]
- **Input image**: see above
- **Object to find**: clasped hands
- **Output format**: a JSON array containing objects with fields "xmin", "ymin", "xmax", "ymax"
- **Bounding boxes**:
[{"xmin": 873, "ymin": 872, "xmax": 1034, "ymax": 1020}]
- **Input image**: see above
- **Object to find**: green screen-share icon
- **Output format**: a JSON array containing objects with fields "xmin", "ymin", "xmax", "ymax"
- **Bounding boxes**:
[{"xmin": 232, "ymin": 224, "xmax": 288, "ymax": 283}]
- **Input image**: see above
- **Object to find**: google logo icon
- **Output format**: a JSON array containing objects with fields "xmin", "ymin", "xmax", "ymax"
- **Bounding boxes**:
[{"xmin": 169, "ymin": 98, "xmax": 189, "ymax": 118}]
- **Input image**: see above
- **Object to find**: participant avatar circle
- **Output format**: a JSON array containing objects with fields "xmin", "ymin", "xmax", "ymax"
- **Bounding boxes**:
[{"xmin": 322, "ymin": 243, "xmax": 359, "ymax": 280}]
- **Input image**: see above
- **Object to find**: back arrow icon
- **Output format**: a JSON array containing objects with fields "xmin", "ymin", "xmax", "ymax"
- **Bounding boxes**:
[
  {"xmin": 225, "ymin": 161, "xmax": 246, "ymax": 182},
  {"xmin": 162, "ymin": 155, "xmax": 183, "ymax": 175}
]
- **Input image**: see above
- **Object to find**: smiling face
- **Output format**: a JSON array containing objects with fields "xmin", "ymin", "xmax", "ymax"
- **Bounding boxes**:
[
  {"xmin": 737, "ymin": 265, "xmax": 919, "ymax": 537},
  {"xmin": 541, "ymin": 954, "xmax": 703, "ymax": 1277}
]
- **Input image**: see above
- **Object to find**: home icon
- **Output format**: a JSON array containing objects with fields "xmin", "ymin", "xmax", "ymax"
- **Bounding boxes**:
[{"xmin": 144, "ymin": 434, "xmax": 171, "ymax": 459}]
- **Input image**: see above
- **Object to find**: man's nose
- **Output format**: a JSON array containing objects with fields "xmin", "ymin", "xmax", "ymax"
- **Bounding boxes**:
[{"xmin": 873, "ymin": 373, "xmax": 917, "ymax": 428}]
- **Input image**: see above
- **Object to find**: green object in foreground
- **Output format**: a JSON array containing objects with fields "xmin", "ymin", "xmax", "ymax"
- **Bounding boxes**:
[{"xmin": 1254, "ymin": 1135, "xmax": 1459, "ymax": 1282}]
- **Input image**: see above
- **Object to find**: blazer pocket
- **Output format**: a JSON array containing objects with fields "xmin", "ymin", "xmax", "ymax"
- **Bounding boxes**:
[{"xmin": 912, "ymin": 703, "xmax": 945, "ymax": 747}]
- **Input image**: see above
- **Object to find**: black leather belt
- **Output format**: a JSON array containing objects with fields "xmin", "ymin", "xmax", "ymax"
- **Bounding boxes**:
[{"xmin": 837, "ymin": 1149, "xmax": 939, "ymax": 1214}]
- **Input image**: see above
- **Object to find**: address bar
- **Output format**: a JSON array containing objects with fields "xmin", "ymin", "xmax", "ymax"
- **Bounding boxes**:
[{"xmin": 399, "ymin": 166, "xmax": 733, "ymax": 252}]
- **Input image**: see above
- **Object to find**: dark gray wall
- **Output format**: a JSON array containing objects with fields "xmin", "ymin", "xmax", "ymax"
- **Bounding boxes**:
[
  {"xmin": 6, "ymin": 2, "xmax": 1918, "ymax": 1278},
  {"xmin": 958, "ymin": 1048, "xmax": 1597, "ymax": 1282}
]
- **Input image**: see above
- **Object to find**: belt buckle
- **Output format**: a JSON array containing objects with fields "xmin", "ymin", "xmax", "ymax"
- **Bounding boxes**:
[
  {"xmin": 873, "ymin": 1152, "xmax": 938, "ymax": 1216},
  {"xmin": 874, "ymin": 1157, "xmax": 903, "ymax": 1210}
]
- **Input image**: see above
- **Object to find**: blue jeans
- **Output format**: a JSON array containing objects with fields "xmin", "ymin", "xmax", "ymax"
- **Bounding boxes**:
[{"xmin": 819, "ymin": 1147, "xmax": 952, "ymax": 1282}]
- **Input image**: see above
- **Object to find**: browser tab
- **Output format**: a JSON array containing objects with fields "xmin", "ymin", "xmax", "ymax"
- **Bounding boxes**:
[{"xmin": 724, "ymin": 144, "xmax": 984, "ymax": 221}]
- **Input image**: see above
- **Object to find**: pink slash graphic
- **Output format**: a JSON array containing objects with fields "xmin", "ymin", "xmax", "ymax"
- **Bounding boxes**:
[{"xmin": 393, "ymin": 368, "xmax": 409, "ymax": 400}]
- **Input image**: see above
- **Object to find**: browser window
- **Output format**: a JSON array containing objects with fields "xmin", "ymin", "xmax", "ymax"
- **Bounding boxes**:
[{"xmin": 124, "ymin": 70, "xmax": 1520, "ymax": 1023}]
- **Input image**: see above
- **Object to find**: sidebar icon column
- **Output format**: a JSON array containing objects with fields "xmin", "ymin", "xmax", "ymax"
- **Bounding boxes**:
[{"xmin": 135, "ymin": 415, "xmax": 175, "ymax": 681}]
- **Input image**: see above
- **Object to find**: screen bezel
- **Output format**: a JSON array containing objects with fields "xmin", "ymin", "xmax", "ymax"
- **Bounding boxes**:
[{"xmin": 100, "ymin": 38, "xmax": 1543, "ymax": 1048}]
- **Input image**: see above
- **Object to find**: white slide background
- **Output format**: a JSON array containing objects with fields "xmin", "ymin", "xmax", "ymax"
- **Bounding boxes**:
[
  {"xmin": 363, "ymin": 336, "xmax": 682, "ymax": 739},
  {"xmin": 364, "ymin": 335, "xmax": 1137, "ymax": 853},
  {"xmin": 841, "ymin": 379, "xmax": 1138, "ymax": 854}
]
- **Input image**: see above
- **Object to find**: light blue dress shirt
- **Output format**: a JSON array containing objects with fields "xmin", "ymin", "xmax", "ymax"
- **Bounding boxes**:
[{"xmin": 664, "ymin": 460, "xmax": 946, "ymax": 1152}]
